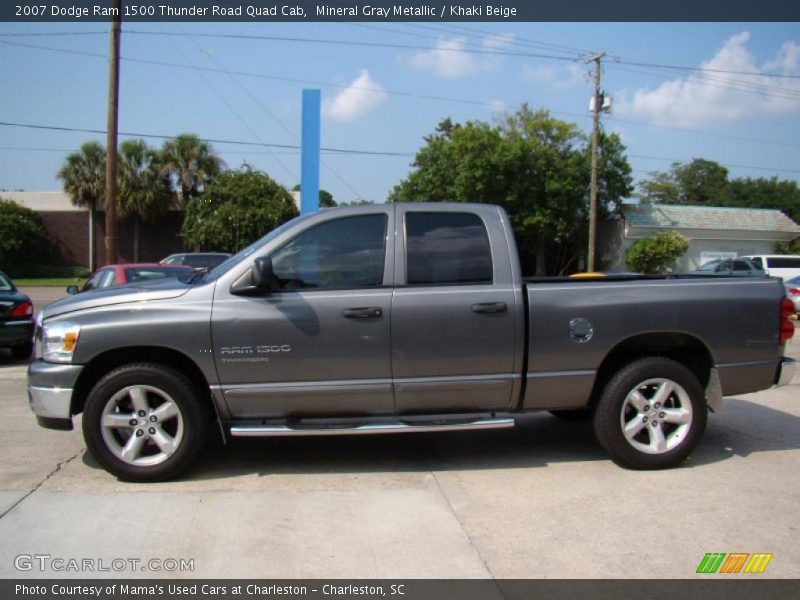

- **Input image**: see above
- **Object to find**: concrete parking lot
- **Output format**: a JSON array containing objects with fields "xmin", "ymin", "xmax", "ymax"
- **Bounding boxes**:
[{"xmin": 0, "ymin": 288, "xmax": 798, "ymax": 579}]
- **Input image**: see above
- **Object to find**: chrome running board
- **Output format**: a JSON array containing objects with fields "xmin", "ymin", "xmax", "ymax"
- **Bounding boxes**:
[{"xmin": 229, "ymin": 417, "xmax": 515, "ymax": 437}]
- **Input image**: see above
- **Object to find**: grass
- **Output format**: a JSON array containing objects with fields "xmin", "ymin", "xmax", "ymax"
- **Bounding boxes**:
[{"xmin": 14, "ymin": 278, "xmax": 85, "ymax": 287}]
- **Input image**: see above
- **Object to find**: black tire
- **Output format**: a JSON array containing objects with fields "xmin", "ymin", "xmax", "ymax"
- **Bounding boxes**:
[
  {"xmin": 593, "ymin": 357, "xmax": 707, "ymax": 469},
  {"xmin": 11, "ymin": 341, "xmax": 33, "ymax": 359},
  {"xmin": 82, "ymin": 363, "xmax": 209, "ymax": 482},
  {"xmin": 549, "ymin": 409, "xmax": 592, "ymax": 421}
]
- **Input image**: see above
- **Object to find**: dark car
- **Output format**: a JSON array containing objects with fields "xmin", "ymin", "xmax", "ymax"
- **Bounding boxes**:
[
  {"xmin": 160, "ymin": 252, "xmax": 231, "ymax": 271},
  {"xmin": 68, "ymin": 263, "xmax": 195, "ymax": 294},
  {"xmin": 695, "ymin": 258, "xmax": 765, "ymax": 276},
  {"xmin": 0, "ymin": 270, "xmax": 34, "ymax": 358}
]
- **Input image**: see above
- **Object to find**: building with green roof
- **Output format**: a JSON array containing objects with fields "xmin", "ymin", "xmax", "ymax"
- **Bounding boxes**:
[{"xmin": 602, "ymin": 204, "xmax": 800, "ymax": 272}]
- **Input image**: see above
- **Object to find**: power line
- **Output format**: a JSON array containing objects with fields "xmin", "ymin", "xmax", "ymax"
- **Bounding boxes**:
[
  {"xmin": 399, "ymin": 22, "xmax": 591, "ymax": 56},
  {"xmin": 606, "ymin": 62, "xmax": 800, "ymax": 102},
  {"xmin": 3, "ymin": 38, "xmax": 800, "ymax": 161},
  {"xmin": 605, "ymin": 115, "xmax": 800, "ymax": 150},
  {"xmin": 0, "ymin": 120, "xmax": 415, "ymax": 156},
  {"xmin": 171, "ymin": 23, "xmax": 363, "ymax": 197},
  {"xmin": 613, "ymin": 58, "xmax": 800, "ymax": 81},
  {"xmin": 118, "ymin": 30, "xmax": 582, "ymax": 62},
  {"xmin": 157, "ymin": 22, "xmax": 298, "ymax": 182},
  {"xmin": 3, "ymin": 28, "xmax": 800, "ymax": 81},
  {"xmin": 6, "ymin": 121, "xmax": 798, "ymax": 177},
  {"xmin": 6, "ymin": 36, "xmax": 799, "ymax": 152},
  {"xmin": 628, "ymin": 154, "xmax": 800, "ymax": 175}
]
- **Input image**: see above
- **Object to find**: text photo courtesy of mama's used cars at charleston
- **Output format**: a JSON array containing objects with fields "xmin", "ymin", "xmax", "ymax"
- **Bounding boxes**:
[{"xmin": 28, "ymin": 204, "xmax": 796, "ymax": 481}]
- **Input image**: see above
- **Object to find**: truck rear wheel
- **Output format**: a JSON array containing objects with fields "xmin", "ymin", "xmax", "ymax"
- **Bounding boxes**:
[
  {"xmin": 594, "ymin": 357, "xmax": 707, "ymax": 469},
  {"xmin": 82, "ymin": 363, "xmax": 209, "ymax": 481}
]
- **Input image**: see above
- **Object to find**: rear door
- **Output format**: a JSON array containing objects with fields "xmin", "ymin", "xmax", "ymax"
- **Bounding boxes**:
[
  {"xmin": 211, "ymin": 209, "xmax": 395, "ymax": 418},
  {"xmin": 390, "ymin": 206, "xmax": 519, "ymax": 414}
]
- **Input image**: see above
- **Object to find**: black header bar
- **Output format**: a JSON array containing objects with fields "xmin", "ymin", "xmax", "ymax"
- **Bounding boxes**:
[{"xmin": 2, "ymin": 0, "xmax": 800, "ymax": 23}]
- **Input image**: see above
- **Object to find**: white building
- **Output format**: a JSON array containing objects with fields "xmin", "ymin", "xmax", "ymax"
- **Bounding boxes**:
[{"xmin": 602, "ymin": 204, "xmax": 800, "ymax": 272}]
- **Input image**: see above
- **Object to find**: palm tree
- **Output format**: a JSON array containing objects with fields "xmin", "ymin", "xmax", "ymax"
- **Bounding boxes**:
[
  {"xmin": 118, "ymin": 140, "xmax": 172, "ymax": 261},
  {"xmin": 160, "ymin": 134, "xmax": 225, "ymax": 209},
  {"xmin": 58, "ymin": 141, "xmax": 106, "ymax": 270}
]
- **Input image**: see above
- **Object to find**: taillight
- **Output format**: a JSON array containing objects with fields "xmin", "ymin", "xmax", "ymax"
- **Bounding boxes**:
[
  {"xmin": 789, "ymin": 288, "xmax": 800, "ymax": 296},
  {"xmin": 10, "ymin": 301, "xmax": 33, "ymax": 318},
  {"xmin": 780, "ymin": 298, "xmax": 795, "ymax": 344}
]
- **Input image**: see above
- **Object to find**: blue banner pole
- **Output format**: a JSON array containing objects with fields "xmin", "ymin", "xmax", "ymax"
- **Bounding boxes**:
[{"xmin": 300, "ymin": 89, "xmax": 321, "ymax": 215}]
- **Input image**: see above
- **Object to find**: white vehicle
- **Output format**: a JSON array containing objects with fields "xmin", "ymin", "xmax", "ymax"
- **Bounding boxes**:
[{"xmin": 739, "ymin": 255, "xmax": 800, "ymax": 281}]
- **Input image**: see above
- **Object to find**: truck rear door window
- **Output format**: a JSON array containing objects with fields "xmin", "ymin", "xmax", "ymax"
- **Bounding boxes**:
[
  {"xmin": 271, "ymin": 214, "xmax": 387, "ymax": 290},
  {"xmin": 768, "ymin": 257, "xmax": 800, "ymax": 269},
  {"xmin": 405, "ymin": 212, "xmax": 493, "ymax": 285}
]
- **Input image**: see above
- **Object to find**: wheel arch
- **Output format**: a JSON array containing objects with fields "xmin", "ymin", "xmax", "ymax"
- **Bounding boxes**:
[
  {"xmin": 589, "ymin": 332, "xmax": 715, "ymax": 409},
  {"xmin": 71, "ymin": 346, "xmax": 212, "ymax": 416}
]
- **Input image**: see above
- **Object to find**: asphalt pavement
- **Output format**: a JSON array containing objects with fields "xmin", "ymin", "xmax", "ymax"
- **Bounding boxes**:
[{"xmin": 0, "ymin": 288, "xmax": 798, "ymax": 579}]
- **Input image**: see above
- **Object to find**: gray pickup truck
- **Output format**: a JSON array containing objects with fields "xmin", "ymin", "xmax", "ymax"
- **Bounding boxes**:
[{"xmin": 28, "ymin": 203, "xmax": 797, "ymax": 481}]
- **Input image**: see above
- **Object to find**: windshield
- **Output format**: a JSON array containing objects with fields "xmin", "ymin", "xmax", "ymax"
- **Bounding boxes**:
[
  {"xmin": 204, "ymin": 213, "xmax": 313, "ymax": 281},
  {"xmin": 0, "ymin": 272, "xmax": 13, "ymax": 291},
  {"xmin": 696, "ymin": 261, "xmax": 720, "ymax": 272}
]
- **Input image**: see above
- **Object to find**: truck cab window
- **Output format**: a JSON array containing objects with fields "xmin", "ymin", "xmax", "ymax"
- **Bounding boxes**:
[
  {"xmin": 270, "ymin": 214, "xmax": 387, "ymax": 290},
  {"xmin": 405, "ymin": 212, "xmax": 493, "ymax": 285}
]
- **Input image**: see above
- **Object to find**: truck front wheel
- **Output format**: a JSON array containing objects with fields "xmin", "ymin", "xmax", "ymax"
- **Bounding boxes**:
[
  {"xmin": 594, "ymin": 357, "xmax": 707, "ymax": 469},
  {"xmin": 82, "ymin": 363, "xmax": 209, "ymax": 481}
]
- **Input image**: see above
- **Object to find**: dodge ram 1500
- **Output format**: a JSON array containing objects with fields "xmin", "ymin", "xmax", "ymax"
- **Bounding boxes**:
[{"xmin": 29, "ymin": 203, "xmax": 796, "ymax": 480}]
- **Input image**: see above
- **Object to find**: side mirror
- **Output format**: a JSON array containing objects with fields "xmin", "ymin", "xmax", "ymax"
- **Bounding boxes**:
[
  {"xmin": 252, "ymin": 256, "xmax": 278, "ymax": 291},
  {"xmin": 66, "ymin": 285, "xmax": 79, "ymax": 295},
  {"xmin": 231, "ymin": 257, "xmax": 279, "ymax": 296}
]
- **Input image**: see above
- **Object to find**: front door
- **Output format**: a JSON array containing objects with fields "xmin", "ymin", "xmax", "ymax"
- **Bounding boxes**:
[{"xmin": 212, "ymin": 211, "xmax": 394, "ymax": 418}]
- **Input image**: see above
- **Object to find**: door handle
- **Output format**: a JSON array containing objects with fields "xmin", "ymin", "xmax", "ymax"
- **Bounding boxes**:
[
  {"xmin": 471, "ymin": 302, "xmax": 507, "ymax": 314},
  {"xmin": 343, "ymin": 307, "xmax": 383, "ymax": 319}
]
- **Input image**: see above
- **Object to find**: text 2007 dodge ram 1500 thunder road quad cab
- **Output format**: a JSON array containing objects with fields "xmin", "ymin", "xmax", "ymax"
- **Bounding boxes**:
[{"xmin": 29, "ymin": 204, "xmax": 797, "ymax": 481}]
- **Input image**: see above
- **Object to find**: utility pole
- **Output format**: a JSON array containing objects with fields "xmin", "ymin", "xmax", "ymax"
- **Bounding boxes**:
[
  {"xmin": 586, "ymin": 51, "xmax": 605, "ymax": 273},
  {"xmin": 103, "ymin": 0, "xmax": 121, "ymax": 265}
]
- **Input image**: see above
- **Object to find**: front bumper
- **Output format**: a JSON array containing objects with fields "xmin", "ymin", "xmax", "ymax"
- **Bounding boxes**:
[
  {"xmin": 776, "ymin": 358, "xmax": 797, "ymax": 388},
  {"xmin": 27, "ymin": 360, "xmax": 84, "ymax": 430}
]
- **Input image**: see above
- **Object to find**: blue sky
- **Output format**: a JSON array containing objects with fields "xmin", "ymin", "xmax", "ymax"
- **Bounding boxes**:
[{"xmin": 1, "ymin": 21, "xmax": 799, "ymax": 203}]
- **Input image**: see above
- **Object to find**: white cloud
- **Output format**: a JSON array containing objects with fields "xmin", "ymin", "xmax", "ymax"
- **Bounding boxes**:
[
  {"xmin": 410, "ymin": 36, "xmax": 477, "ymax": 78},
  {"xmin": 409, "ymin": 34, "xmax": 515, "ymax": 79},
  {"xmin": 615, "ymin": 32, "xmax": 800, "ymax": 127},
  {"xmin": 522, "ymin": 63, "xmax": 585, "ymax": 91},
  {"xmin": 486, "ymin": 99, "xmax": 508, "ymax": 114},
  {"xmin": 322, "ymin": 70, "xmax": 388, "ymax": 122}
]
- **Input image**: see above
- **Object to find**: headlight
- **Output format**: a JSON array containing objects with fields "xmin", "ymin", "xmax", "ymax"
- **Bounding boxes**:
[{"xmin": 42, "ymin": 321, "xmax": 81, "ymax": 363}]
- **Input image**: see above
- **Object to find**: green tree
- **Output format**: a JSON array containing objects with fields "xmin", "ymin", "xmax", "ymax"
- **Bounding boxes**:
[
  {"xmin": 118, "ymin": 139, "xmax": 172, "ymax": 261},
  {"xmin": 182, "ymin": 165, "xmax": 298, "ymax": 253},
  {"xmin": 637, "ymin": 159, "xmax": 729, "ymax": 205},
  {"xmin": 775, "ymin": 238, "xmax": 800, "ymax": 254},
  {"xmin": 637, "ymin": 160, "xmax": 800, "ymax": 225},
  {"xmin": 626, "ymin": 231, "xmax": 690, "ymax": 274},
  {"xmin": 291, "ymin": 184, "xmax": 337, "ymax": 208},
  {"xmin": 338, "ymin": 198, "xmax": 375, "ymax": 206},
  {"xmin": 57, "ymin": 141, "xmax": 105, "ymax": 269},
  {"xmin": 727, "ymin": 177, "xmax": 800, "ymax": 223},
  {"xmin": 0, "ymin": 198, "xmax": 52, "ymax": 274},
  {"xmin": 637, "ymin": 169, "xmax": 681, "ymax": 204},
  {"xmin": 160, "ymin": 134, "xmax": 225, "ymax": 209},
  {"xmin": 389, "ymin": 105, "xmax": 632, "ymax": 275}
]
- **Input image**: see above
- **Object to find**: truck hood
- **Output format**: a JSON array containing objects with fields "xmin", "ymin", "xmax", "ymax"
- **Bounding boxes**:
[{"xmin": 42, "ymin": 279, "xmax": 193, "ymax": 320}]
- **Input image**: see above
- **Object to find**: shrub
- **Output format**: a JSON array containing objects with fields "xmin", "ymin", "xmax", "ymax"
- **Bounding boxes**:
[
  {"xmin": 626, "ymin": 231, "xmax": 690, "ymax": 274},
  {"xmin": 181, "ymin": 165, "xmax": 298, "ymax": 253},
  {"xmin": 0, "ymin": 198, "xmax": 54, "ymax": 276}
]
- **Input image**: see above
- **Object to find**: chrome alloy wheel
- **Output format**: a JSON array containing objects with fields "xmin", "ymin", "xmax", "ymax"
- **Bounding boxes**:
[
  {"xmin": 100, "ymin": 385, "xmax": 184, "ymax": 467},
  {"xmin": 619, "ymin": 378, "xmax": 693, "ymax": 455}
]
